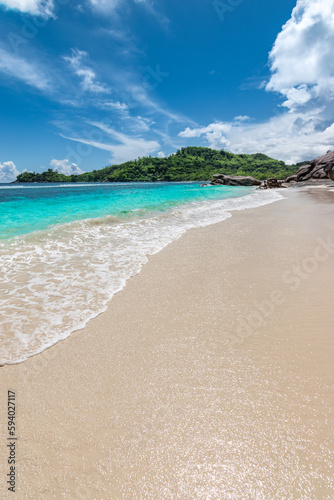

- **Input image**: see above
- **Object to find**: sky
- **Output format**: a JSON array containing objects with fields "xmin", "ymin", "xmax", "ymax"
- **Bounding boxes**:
[{"xmin": 0, "ymin": 0, "xmax": 333, "ymax": 181}]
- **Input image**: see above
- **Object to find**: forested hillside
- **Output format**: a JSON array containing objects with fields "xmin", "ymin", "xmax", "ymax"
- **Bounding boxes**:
[{"xmin": 15, "ymin": 147, "xmax": 299, "ymax": 183}]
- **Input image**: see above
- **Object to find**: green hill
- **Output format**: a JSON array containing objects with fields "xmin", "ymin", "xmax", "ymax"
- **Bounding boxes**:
[{"xmin": 15, "ymin": 147, "xmax": 298, "ymax": 183}]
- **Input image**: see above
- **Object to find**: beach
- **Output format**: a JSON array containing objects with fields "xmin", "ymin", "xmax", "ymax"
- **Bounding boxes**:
[{"xmin": 1, "ymin": 185, "xmax": 333, "ymax": 499}]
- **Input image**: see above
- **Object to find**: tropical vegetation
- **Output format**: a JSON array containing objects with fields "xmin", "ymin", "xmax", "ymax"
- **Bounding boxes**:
[{"xmin": 15, "ymin": 147, "xmax": 300, "ymax": 183}]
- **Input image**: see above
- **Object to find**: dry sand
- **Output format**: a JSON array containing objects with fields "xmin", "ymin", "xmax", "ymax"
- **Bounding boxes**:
[{"xmin": 1, "ymin": 187, "xmax": 334, "ymax": 499}]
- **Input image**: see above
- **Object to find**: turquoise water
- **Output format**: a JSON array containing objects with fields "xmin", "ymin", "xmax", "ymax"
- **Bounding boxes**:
[
  {"xmin": 0, "ymin": 182, "xmax": 253, "ymax": 240},
  {"xmin": 0, "ymin": 182, "xmax": 283, "ymax": 364}
]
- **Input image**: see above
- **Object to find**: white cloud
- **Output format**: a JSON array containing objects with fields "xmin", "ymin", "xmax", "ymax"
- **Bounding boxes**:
[
  {"xmin": 227, "ymin": 112, "xmax": 334, "ymax": 164},
  {"xmin": 50, "ymin": 159, "xmax": 84, "ymax": 176},
  {"xmin": 157, "ymin": 151, "xmax": 165, "ymax": 158},
  {"xmin": 0, "ymin": 47, "xmax": 50, "ymax": 91},
  {"xmin": 61, "ymin": 122, "xmax": 160, "ymax": 164},
  {"xmin": 178, "ymin": 112, "xmax": 334, "ymax": 164},
  {"xmin": 103, "ymin": 101, "xmax": 129, "ymax": 111},
  {"xmin": 178, "ymin": 0, "xmax": 334, "ymax": 163},
  {"xmin": 126, "ymin": 83, "xmax": 188, "ymax": 123},
  {"xmin": 0, "ymin": 161, "xmax": 20, "ymax": 183},
  {"xmin": 280, "ymin": 84, "xmax": 312, "ymax": 110},
  {"xmin": 88, "ymin": 0, "xmax": 120, "ymax": 13},
  {"xmin": 234, "ymin": 115, "xmax": 251, "ymax": 122},
  {"xmin": 95, "ymin": 99, "xmax": 156, "ymax": 132},
  {"xmin": 266, "ymin": 0, "xmax": 334, "ymax": 111},
  {"xmin": 129, "ymin": 115, "xmax": 153, "ymax": 132},
  {"xmin": 179, "ymin": 122, "xmax": 231, "ymax": 149},
  {"xmin": 64, "ymin": 49, "xmax": 110, "ymax": 94},
  {"xmin": 89, "ymin": 0, "xmax": 168, "ymax": 27},
  {"xmin": 0, "ymin": 0, "xmax": 54, "ymax": 17}
]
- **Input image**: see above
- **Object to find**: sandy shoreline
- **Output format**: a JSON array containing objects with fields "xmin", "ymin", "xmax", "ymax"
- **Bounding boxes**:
[{"xmin": 1, "ymin": 186, "xmax": 334, "ymax": 499}]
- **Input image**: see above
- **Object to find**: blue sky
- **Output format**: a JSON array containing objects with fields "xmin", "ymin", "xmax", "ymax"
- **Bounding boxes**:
[{"xmin": 0, "ymin": 0, "xmax": 333, "ymax": 181}]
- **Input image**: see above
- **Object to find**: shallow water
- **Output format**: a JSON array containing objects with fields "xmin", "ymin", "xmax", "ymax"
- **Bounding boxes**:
[
  {"xmin": 0, "ymin": 182, "xmax": 252, "ymax": 240},
  {"xmin": 0, "ymin": 182, "xmax": 283, "ymax": 364}
]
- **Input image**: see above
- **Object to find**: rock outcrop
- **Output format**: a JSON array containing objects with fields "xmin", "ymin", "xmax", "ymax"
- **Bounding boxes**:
[
  {"xmin": 292, "ymin": 151, "xmax": 334, "ymax": 182},
  {"xmin": 259, "ymin": 178, "xmax": 287, "ymax": 189},
  {"xmin": 210, "ymin": 174, "xmax": 261, "ymax": 187},
  {"xmin": 285, "ymin": 174, "xmax": 297, "ymax": 183},
  {"xmin": 211, "ymin": 151, "xmax": 334, "ymax": 189}
]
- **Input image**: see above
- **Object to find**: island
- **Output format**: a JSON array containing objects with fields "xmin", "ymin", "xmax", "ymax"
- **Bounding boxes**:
[{"xmin": 14, "ymin": 147, "xmax": 301, "ymax": 183}]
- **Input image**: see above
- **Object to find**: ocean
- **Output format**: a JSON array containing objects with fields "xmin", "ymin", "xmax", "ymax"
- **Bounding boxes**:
[{"xmin": 0, "ymin": 182, "xmax": 283, "ymax": 364}]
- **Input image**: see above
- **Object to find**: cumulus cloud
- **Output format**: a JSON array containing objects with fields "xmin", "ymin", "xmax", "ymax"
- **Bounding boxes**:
[
  {"xmin": 227, "ymin": 112, "xmax": 334, "ymax": 164},
  {"xmin": 179, "ymin": 123, "xmax": 231, "ymax": 149},
  {"xmin": 179, "ymin": 0, "xmax": 334, "ymax": 163},
  {"xmin": 0, "ymin": 161, "xmax": 20, "ymax": 183},
  {"xmin": 0, "ymin": 0, "xmax": 55, "ymax": 17},
  {"xmin": 179, "ymin": 112, "xmax": 334, "ymax": 164},
  {"xmin": 266, "ymin": 0, "xmax": 334, "ymax": 111},
  {"xmin": 157, "ymin": 151, "xmax": 165, "ymax": 158},
  {"xmin": 50, "ymin": 159, "xmax": 84, "ymax": 176},
  {"xmin": 64, "ymin": 49, "xmax": 110, "ymax": 94}
]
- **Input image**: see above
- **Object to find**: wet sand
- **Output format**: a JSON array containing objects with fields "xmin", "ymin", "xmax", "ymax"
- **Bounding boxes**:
[{"xmin": 1, "ymin": 187, "xmax": 334, "ymax": 499}]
